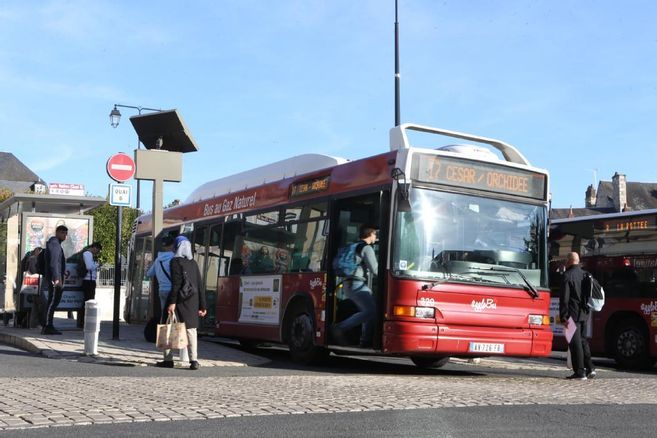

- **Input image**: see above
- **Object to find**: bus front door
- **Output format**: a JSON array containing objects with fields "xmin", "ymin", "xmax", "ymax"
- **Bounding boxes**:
[{"xmin": 328, "ymin": 192, "xmax": 384, "ymax": 348}]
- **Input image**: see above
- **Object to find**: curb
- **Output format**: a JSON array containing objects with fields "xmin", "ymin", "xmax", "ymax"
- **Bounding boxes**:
[{"xmin": 0, "ymin": 332, "xmax": 57, "ymax": 357}]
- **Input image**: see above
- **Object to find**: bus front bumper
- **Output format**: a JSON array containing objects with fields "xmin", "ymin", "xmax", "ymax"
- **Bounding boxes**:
[{"xmin": 382, "ymin": 321, "xmax": 552, "ymax": 357}]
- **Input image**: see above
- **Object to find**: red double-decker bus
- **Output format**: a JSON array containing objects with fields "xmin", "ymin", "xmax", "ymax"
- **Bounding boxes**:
[
  {"xmin": 125, "ymin": 124, "xmax": 552, "ymax": 366},
  {"xmin": 549, "ymin": 210, "xmax": 657, "ymax": 369}
]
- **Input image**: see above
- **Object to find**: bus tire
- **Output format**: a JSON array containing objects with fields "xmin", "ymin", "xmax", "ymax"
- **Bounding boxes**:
[
  {"xmin": 612, "ymin": 319, "xmax": 652, "ymax": 370},
  {"xmin": 287, "ymin": 306, "xmax": 328, "ymax": 365},
  {"xmin": 411, "ymin": 356, "xmax": 450, "ymax": 368}
]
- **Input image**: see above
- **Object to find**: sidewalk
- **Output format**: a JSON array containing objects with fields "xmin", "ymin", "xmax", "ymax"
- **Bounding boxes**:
[{"xmin": 0, "ymin": 316, "xmax": 269, "ymax": 368}]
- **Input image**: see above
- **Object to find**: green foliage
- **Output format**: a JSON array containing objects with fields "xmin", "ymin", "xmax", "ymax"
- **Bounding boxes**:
[
  {"xmin": 0, "ymin": 188, "xmax": 13, "ymax": 203},
  {"xmin": 89, "ymin": 203, "xmax": 140, "ymax": 265}
]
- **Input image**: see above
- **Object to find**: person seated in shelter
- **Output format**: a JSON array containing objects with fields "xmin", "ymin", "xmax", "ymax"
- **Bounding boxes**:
[{"xmin": 21, "ymin": 247, "xmax": 42, "ymax": 275}]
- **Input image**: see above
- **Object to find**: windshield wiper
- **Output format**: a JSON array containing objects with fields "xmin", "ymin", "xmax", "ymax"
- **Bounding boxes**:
[
  {"xmin": 421, "ymin": 278, "xmax": 449, "ymax": 290},
  {"xmin": 470, "ymin": 266, "xmax": 539, "ymax": 298},
  {"xmin": 462, "ymin": 270, "xmax": 510, "ymax": 284}
]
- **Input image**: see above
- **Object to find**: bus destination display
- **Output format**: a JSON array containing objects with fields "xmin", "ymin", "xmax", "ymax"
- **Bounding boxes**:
[
  {"xmin": 290, "ymin": 175, "xmax": 331, "ymax": 198},
  {"xmin": 411, "ymin": 153, "xmax": 546, "ymax": 200}
]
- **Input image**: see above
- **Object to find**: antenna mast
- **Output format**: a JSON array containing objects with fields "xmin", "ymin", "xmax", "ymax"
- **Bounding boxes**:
[{"xmin": 394, "ymin": 0, "xmax": 401, "ymax": 126}]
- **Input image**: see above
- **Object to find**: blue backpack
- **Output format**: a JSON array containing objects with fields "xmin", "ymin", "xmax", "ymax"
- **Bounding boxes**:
[{"xmin": 333, "ymin": 242, "xmax": 364, "ymax": 277}]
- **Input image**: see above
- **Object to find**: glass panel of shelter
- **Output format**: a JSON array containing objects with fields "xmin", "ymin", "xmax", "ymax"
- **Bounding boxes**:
[
  {"xmin": 126, "ymin": 236, "xmax": 145, "ymax": 323},
  {"xmin": 140, "ymin": 237, "xmax": 154, "ymax": 322}
]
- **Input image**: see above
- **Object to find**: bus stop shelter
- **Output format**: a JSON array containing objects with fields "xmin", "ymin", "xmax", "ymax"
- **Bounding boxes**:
[{"xmin": 0, "ymin": 193, "xmax": 105, "ymax": 326}]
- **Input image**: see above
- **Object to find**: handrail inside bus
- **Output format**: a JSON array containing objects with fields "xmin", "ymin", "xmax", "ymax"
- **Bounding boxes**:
[{"xmin": 389, "ymin": 123, "xmax": 530, "ymax": 166}]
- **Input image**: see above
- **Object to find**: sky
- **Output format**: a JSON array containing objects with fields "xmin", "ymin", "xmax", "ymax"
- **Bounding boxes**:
[{"xmin": 1, "ymin": 0, "xmax": 656, "ymax": 212}]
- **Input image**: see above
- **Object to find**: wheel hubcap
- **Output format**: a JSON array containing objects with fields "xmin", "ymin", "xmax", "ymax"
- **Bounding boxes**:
[
  {"xmin": 291, "ymin": 315, "xmax": 311, "ymax": 349},
  {"xmin": 617, "ymin": 329, "xmax": 643, "ymax": 358}
]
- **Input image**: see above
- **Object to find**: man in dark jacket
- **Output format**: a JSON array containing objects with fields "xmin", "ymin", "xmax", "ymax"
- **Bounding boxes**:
[
  {"xmin": 559, "ymin": 251, "xmax": 596, "ymax": 380},
  {"xmin": 43, "ymin": 225, "xmax": 68, "ymax": 335}
]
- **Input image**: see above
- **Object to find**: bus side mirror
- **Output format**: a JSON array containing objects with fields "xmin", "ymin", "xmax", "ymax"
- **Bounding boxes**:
[
  {"xmin": 391, "ymin": 168, "xmax": 411, "ymax": 212},
  {"xmin": 397, "ymin": 183, "xmax": 411, "ymax": 212}
]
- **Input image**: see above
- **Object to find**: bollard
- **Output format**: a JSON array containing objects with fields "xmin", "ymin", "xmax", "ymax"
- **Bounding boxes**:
[{"xmin": 83, "ymin": 300, "xmax": 100, "ymax": 356}]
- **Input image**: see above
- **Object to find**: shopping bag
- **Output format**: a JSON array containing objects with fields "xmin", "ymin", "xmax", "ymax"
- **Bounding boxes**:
[{"xmin": 156, "ymin": 313, "xmax": 188, "ymax": 350}]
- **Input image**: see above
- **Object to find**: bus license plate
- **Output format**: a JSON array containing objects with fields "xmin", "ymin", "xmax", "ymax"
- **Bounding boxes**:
[{"xmin": 469, "ymin": 342, "xmax": 504, "ymax": 353}]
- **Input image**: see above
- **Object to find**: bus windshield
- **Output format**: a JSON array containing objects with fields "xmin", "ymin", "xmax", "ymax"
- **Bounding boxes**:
[{"xmin": 392, "ymin": 188, "xmax": 547, "ymax": 288}]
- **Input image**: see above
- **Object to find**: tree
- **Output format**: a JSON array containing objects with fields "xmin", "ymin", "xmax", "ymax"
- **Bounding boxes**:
[
  {"xmin": 0, "ymin": 188, "xmax": 12, "ymax": 203},
  {"xmin": 88, "ymin": 204, "xmax": 140, "ymax": 265}
]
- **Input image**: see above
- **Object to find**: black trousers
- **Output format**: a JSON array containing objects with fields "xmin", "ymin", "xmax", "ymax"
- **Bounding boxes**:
[
  {"xmin": 45, "ymin": 283, "xmax": 64, "ymax": 327},
  {"xmin": 77, "ymin": 280, "xmax": 97, "ymax": 327},
  {"xmin": 569, "ymin": 319, "xmax": 594, "ymax": 376}
]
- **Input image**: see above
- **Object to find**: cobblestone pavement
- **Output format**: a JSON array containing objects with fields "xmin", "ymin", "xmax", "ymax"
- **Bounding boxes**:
[
  {"xmin": 0, "ymin": 319, "xmax": 268, "ymax": 368},
  {"xmin": 2, "ymin": 318, "xmax": 656, "ymax": 431},
  {"xmin": 1, "ymin": 373, "xmax": 656, "ymax": 431}
]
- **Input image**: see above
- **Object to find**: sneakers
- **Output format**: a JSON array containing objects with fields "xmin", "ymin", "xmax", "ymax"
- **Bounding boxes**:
[
  {"xmin": 41, "ymin": 326, "xmax": 62, "ymax": 335},
  {"xmin": 587, "ymin": 370, "xmax": 597, "ymax": 379},
  {"xmin": 566, "ymin": 373, "xmax": 587, "ymax": 381},
  {"xmin": 189, "ymin": 361, "xmax": 200, "ymax": 370},
  {"xmin": 155, "ymin": 361, "xmax": 174, "ymax": 368}
]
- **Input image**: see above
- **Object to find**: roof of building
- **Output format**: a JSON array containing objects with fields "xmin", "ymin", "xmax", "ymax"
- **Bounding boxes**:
[
  {"xmin": 0, "ymin": 180, "xmax": 35, "ymax": 194},
  {"xmin": 550, "ymin": 206, "xmax": 615, "ymax": 220},
  {"xmin": 0, "ymin": 152, "xmax": 42, "ymax": 182},
  {"xmin": 0, "ymin": 152, "xmax": 44, "ymax": 196},
  {"xmin": 595, "ymin": 180, "xmax": 657, "ymax": 211},
  {"xmin": 551, "ymin": 177, "xmax": 657, "ymax": 220}
]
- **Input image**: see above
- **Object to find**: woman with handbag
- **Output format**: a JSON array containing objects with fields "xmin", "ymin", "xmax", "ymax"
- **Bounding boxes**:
[{"xmin": 156, "ymin": 235, "xmax": 207, "ymax": 370}]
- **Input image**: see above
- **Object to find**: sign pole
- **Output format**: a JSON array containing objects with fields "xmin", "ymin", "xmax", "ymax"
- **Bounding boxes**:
[
  {"xmin": 113, "ymin": 202, "xmax": 123, "ymax": 340},
  {"xmin": 106, "ymin": 153, "xmax": 135, "ymax": 341}
]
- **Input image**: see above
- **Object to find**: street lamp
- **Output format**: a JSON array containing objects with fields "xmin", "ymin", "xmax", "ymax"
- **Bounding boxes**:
[{"xmin": 109, "ymin": 104, "xmax": 161, "ymax": 209}]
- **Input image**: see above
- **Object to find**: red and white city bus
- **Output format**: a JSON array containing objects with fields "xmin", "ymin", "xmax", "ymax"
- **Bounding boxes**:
[
  {"xmin": 549, "ymin": 210, "xmax": 657, "ymax": 369},
  {"xmin": 125, "ymin": 124, "xmax": 552, "ymax": 366}
]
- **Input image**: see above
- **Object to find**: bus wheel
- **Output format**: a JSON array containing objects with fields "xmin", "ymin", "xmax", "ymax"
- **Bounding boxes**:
[
  {"xmin": 411, "ymin": 356, "xmax": 450, "ymax": 368},
  {"xmin": 287, "ymin": 308, "xmax": 328, "ymax": 365},
  {"xmin": 612, "ymin": 320, "xmax": 651, "ymax": 370}
]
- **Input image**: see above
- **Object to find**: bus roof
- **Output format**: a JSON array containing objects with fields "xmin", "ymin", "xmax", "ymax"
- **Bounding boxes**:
[
  {"xmin": 185, "ymin": 153, "xmax": 349, "ymax": 203},
  {"xmin": 134, "ymin": 150, "xmax": 396, "ymax": 235}
]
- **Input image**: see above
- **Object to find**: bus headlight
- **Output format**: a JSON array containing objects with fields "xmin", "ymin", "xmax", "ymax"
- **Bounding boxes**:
[
  {"xmin": 415, "ymin": 307, "xmax": 435, "ymax": 319},
  {"xmin": 393, "ymin": 306, "xmax": 435, "ymax": 319},
  {"xmin": 528, "ymin": 314, "xmax": 549, "ymax": 326}
]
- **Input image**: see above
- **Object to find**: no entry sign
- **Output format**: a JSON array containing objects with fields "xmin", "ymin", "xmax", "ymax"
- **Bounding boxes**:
[{"xmin": 106, "ymin": 153, "xmax": 136, "ymax": 182}]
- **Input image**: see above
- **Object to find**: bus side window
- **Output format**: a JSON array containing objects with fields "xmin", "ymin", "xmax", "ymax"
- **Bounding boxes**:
[
  {"xmin": 220, "ymin": 221, "xmax": 242, "ymax": 277},
  {"xmin": 286, "ymin": 219, "xmax": 328, "ymax": 273}
]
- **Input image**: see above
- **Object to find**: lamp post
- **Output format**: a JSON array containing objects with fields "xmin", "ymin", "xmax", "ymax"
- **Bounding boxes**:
[{"xmin": 109, "ymin": 104, "xmax": 161, "ymax": 209}]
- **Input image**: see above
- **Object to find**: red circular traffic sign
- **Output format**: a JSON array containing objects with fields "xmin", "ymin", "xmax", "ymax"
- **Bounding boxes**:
[{"xmin": 106, "ymin": 153, "xmax": 136, "ymax": 182}]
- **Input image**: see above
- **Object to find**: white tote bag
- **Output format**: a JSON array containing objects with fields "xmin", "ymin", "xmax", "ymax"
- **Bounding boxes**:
[{"xmin": 156, "ymin": 313, "xmax": 188, "ymax": 350}]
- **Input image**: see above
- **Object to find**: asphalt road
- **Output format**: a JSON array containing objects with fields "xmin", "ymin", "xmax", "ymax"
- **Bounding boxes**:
[{"xmin": 3, "ymin": 405, "xmax": 656, "ymax": 438}]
